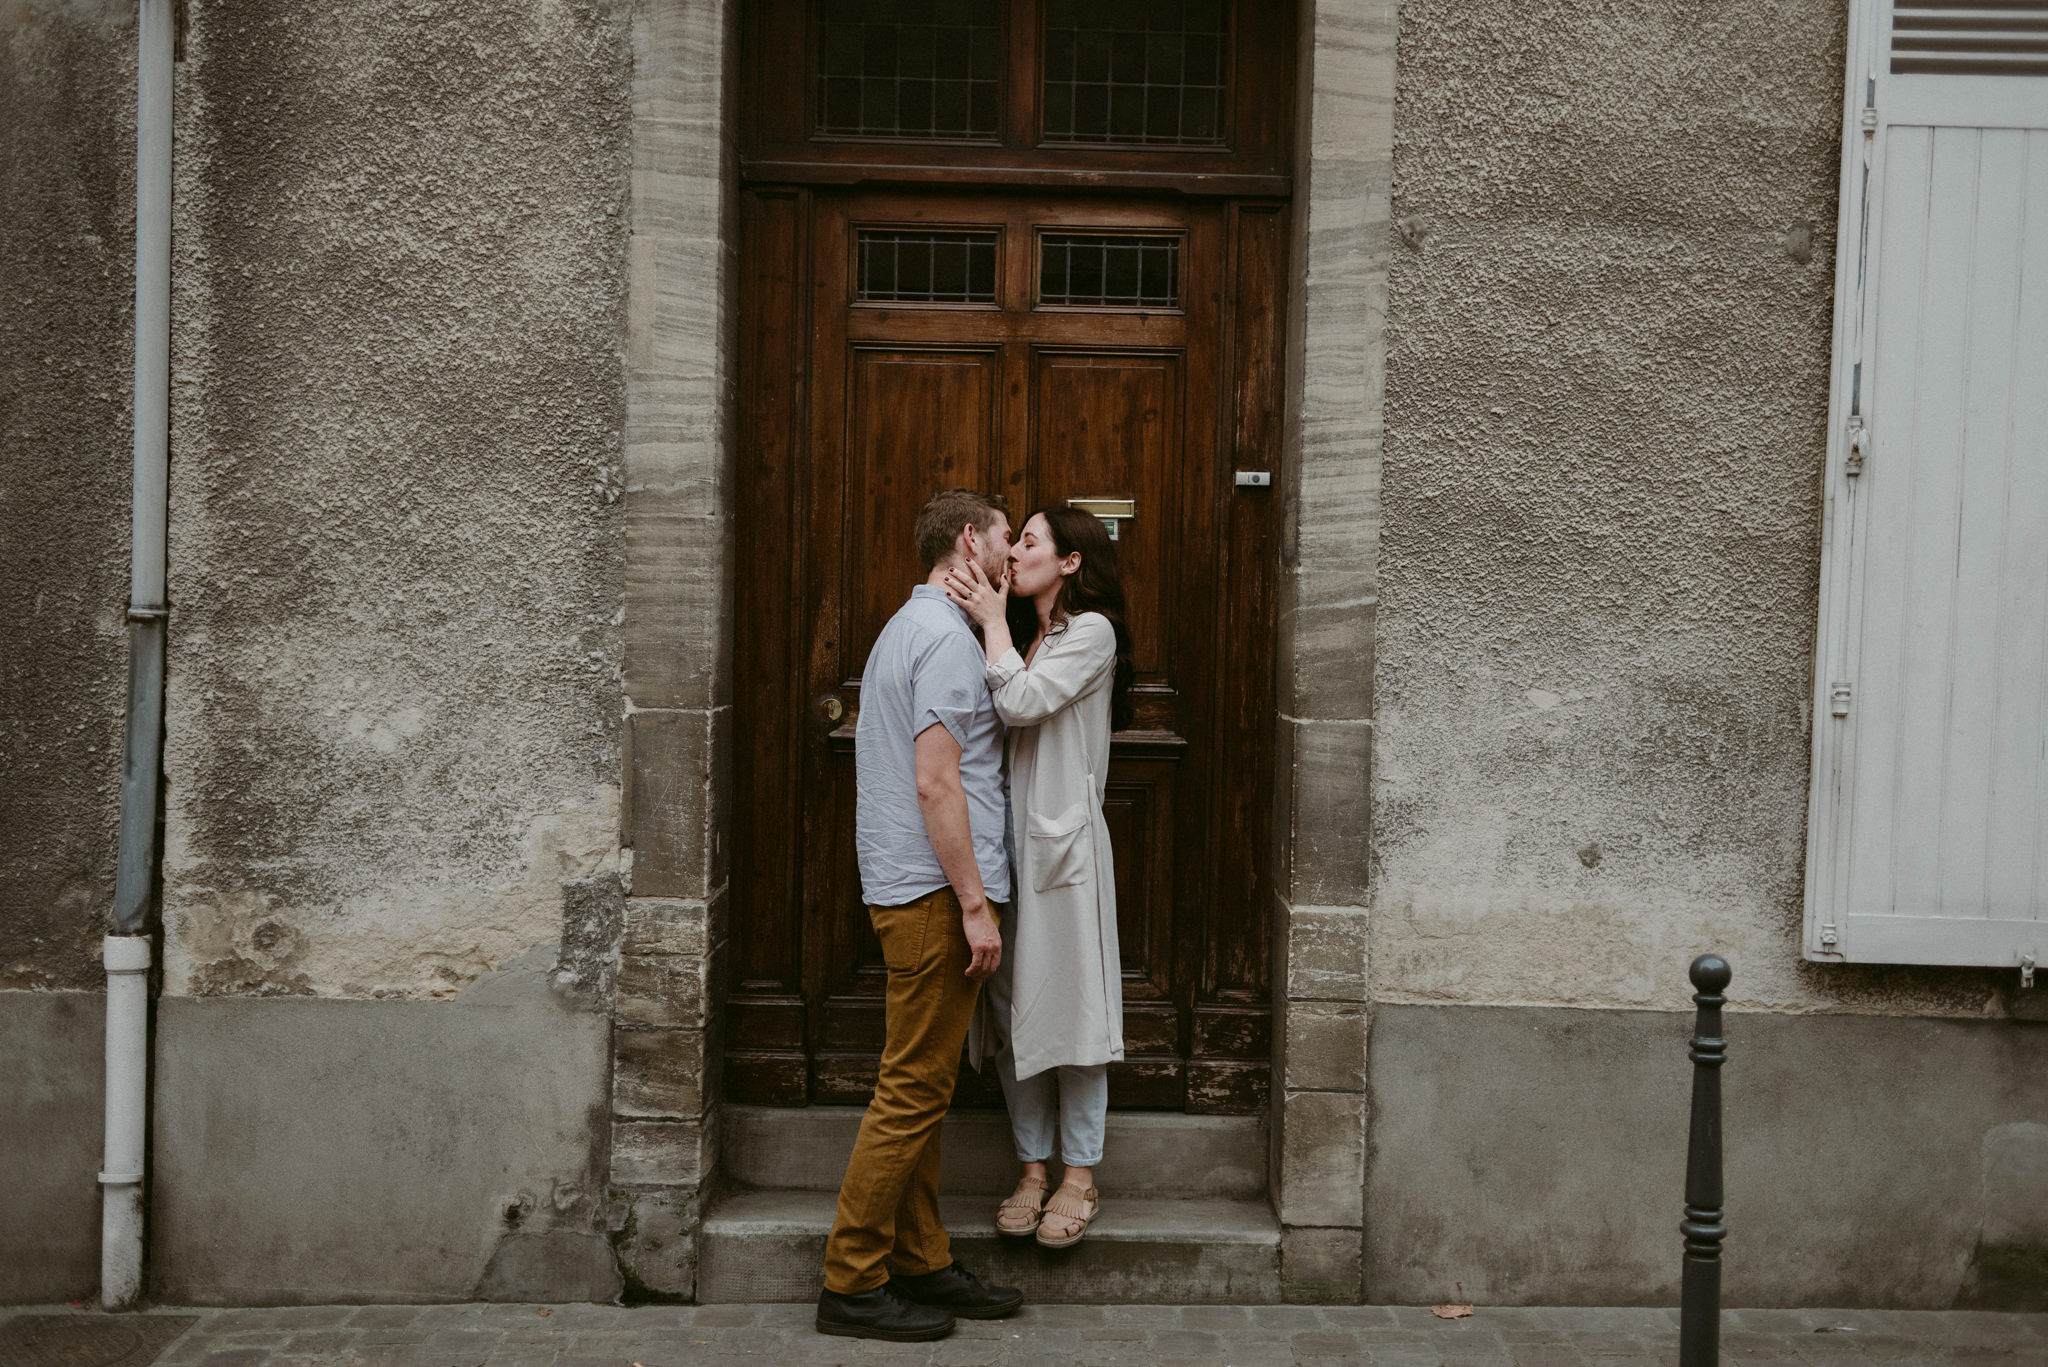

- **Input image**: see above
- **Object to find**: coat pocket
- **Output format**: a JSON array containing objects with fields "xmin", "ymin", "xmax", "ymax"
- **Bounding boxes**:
[{"xmin": 1027, "ymin": 800, "xmax": 1092, "ymax": 893}]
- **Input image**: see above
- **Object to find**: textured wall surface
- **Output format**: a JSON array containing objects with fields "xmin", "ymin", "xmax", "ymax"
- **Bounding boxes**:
[
  {"xmin": 151, "ymin": 976, "xmax": 617, "ymax": 1304},
  {"xmin": 1377, "ymin": 0, "xmax": 1999, "ymax": 1013},
  {"xmin": 1368, "ymin": 1004, "xmax": 2048, "ymax": 1307},
  {"xmin": 160, "ymin": 0, "xmax": 633, "ymax": 998},
  {"xmin": 0, "ymin": 992, "xmax": 104, "ymax": 1303},
  {"xmin": 0, "ymin": 0, "xmax": 135, "ymax": 990}
]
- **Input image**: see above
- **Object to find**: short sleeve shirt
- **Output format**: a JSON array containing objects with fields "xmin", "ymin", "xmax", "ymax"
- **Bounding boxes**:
[{"xmin": 854, "ymin": 586, "xmax": 1013, "ymax": 907}]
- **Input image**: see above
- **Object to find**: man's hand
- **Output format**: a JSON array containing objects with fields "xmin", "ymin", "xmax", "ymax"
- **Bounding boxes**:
[{"xmin": 961, "ymin": 901, "xmax": 1001, "ymax": 980}]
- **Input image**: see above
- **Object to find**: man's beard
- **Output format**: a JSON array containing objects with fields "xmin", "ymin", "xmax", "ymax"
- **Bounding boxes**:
[{"xmin": 979, "ymin": 545, "xmax": 1008, "ymax": 588}]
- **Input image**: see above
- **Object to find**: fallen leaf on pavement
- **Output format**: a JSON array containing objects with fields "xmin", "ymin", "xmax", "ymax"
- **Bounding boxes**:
[
  {"xmin": 1432, "ymin": 1304, "xmax": 1474, "ymax": 1319},
  {"xmin": 534, "ymin": 1307, "xmax": 553, "ymax": 1317}
]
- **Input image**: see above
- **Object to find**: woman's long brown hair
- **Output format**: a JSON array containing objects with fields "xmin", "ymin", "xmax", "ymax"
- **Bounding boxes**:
[{"xmin": 1005, "ymin": 506, "xmax": 1137, "ymax": 732}]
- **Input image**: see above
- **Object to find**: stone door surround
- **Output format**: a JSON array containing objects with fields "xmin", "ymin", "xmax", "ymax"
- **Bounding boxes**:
[{"xmin": 611, "ymin": 0, "xmax": 1393, "ymax": 1303}]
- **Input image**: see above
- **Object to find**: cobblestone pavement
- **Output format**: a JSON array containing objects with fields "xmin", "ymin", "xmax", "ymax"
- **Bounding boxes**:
[{"xmin": 11, "ymin": 1301, "xmax": 2047, "ymax": 1366}]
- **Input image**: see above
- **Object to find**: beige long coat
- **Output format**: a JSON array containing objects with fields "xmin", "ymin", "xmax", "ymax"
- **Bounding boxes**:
[{"xmin": 967, "ymin": 611, "xmax": 1124, "ymax": 1082}]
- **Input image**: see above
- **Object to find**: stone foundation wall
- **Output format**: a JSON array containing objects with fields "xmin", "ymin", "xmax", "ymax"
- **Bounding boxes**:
[
  {"xmin": 151, "ymin": 981, "xmax": 616, "ymax": 1304},
  {"xmin": 1368, "ymin": 1003, "xmax": 2048, "ymax": 1308},
  {"xmin": 0, "ymin": 992, "xmax": 105, "ymax": 1303}
]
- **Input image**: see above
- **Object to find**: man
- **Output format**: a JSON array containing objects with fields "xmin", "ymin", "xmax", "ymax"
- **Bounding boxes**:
[{"xmin": 814, "ymin": 488, "xmax": 1027, "ymax": 1342}]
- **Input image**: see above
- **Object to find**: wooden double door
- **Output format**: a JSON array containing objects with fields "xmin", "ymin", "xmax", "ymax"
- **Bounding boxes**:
[{"xmin": 729, "ymin": 185, "xmax": 1286, "ymax": 1113}]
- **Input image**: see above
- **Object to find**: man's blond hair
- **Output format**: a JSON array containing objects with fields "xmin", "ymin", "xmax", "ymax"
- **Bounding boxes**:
[{"xmin": 914, "ymin": 488, "xmax": 1009, "ymax": 571}]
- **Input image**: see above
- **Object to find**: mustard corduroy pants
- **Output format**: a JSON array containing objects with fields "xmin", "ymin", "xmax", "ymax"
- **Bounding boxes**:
[{"xmin": 821, "ymin": 886, "xmax": 998, "ymax": 1294}]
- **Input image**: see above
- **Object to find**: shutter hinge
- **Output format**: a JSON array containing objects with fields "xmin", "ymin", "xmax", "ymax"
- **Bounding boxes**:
[
  {"xmin": 1829, "ymin": 682, "xmax": 1853, "ymax": 718},
  {"xmin": 1845, "ymin": 415, "xmax": 1867, "ymax": 476},
  {"xmin": 1860, "ymin": 106, "xmax": 1878, "ymax": 134},
  {"xmin": 1820, "ymin": 924, "xmax": 1840, "ymax": 949},
  {"xmin": 2023, "ymin": 955, "xmax": 2036, "ymax": 991}
]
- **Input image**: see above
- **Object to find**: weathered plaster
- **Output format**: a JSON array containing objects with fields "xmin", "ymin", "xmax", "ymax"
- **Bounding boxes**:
[
  {"xmin": 164, "ymin": 790, "xmax": 621, "ymax": 997},
  {"xmin": 160, "ymin": 0, "xmax": 634, "ymax": 999},
  {"xmin": 0, "ymin": 0, "xmax": 135, "ymax": 990},
  {"xmin": 1377, "ymin": 0, "xmax": 2000, "ymax": 1015}
]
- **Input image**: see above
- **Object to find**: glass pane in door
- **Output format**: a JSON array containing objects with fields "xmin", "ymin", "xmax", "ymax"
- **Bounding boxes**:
[
  {"xmin": 817, "ymin": 0, "xmax": 1003, "ymax": 140},
  {"xmin": 1042, "ymin": 0, "xmax": 1227, "ymax": 145}
]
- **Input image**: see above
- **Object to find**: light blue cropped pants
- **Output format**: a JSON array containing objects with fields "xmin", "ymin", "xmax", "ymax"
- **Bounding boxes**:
[
  {"xmin": 984, "ymin": 833, "xmax": 1109, "ymax": 1167},
  {"xmin": 997, "ymin": 1051, "xmax": 1107, "ymax": 1168}
]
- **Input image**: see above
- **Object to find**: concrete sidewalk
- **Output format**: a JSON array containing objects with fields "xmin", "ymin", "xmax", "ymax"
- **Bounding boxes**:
[{"xmin": 6, "ymin": 1302, "xmax": 2046, "ymax": 1366}]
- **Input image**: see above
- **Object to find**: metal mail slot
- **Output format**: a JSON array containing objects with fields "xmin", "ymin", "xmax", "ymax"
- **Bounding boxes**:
[{"xmin": 1066, "ymin": 498, "xmax": 1135, "ymax": 540}]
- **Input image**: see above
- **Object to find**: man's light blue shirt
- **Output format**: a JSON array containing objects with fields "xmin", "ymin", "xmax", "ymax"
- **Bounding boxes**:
[{"xmin": 855, "ymin": 585, "xmax": 1012, "ymax": 907}]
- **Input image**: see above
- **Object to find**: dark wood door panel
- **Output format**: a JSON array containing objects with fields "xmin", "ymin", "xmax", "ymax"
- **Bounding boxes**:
[
  {"xmin": 841, "ymin": 346, "xmax": 1003, "ymax": 684},
  {"xmin": 730, "ymin": 185, "xmax": 1280, "ymax": 1112},
  {"xmin": 1029, "ymin": 350, "xmax": 1181, "ymax": 685},
  {"xmin": 1102, "ymin": 748, "xmax": 1177, "ymax": 1000},
  {"xmin": 727, "ymin": 186, "xmax": 812, "ymax": 1107},
  {"xmin": 1203, "ymin": 201, "xmax": 1285, "ymax": 1001},
  {"xmin": 846, "ymin": 309, "xmax": 1188, "ymax": 347},
  {"xmin": 815, "ymin": 731, "xmax": 877, "ymax": 992},
  {"xmin": 732, "ymin": 189, "xmax": 808, "ymax": 1004}
]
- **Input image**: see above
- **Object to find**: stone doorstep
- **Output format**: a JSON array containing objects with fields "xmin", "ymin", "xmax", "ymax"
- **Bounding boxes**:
[
  {"xmin": 719, "ymin": 1106, "xmax": 1267, "ymax": 1199},
  {"xmin": 696, "ymin": 1189, "xmax": 1282, "ymax": 1305}
]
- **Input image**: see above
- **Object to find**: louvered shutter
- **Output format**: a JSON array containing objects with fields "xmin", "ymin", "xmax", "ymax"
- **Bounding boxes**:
[{"xmin": 1804, "ymin": 0, "xmax": 2048, "ymax": 972}]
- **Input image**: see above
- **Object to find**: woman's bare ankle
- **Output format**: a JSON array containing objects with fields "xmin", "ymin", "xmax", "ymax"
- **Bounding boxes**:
[
  {"xmin": 1020, "ymin": 1160, "xmax": 1050, "ymax": 1184},
  {"xmin": 1061, "ymin": 1164, "xmax": 1095, "ymax": 1190}
]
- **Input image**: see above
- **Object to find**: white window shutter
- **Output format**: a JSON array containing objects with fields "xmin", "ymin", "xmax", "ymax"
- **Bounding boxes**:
[{"xmin": 1805, "ymin": 1, "xmax": 2048, "ymax": 971}]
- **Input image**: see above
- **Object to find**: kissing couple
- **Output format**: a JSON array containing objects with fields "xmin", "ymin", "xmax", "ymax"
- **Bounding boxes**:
[{"xmin": 815, "ymin": 487, "xmax": 1137, "ymax": 1342}]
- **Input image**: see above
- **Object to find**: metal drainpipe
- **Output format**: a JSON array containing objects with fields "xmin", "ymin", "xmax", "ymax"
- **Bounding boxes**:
[{"xmin": 103, "ymin": 0, "xmax": 175, "ymax": 1312}]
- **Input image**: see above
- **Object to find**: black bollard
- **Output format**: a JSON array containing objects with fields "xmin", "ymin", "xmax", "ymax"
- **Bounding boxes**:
[{"xmin": 1679, "ymin": 954, "xmax": 1731, "ymax": 1367}]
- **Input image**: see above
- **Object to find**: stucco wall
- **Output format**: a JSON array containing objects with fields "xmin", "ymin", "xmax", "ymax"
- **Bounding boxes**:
[
  {"xmin": 0, "ymin": 991, "xmax": 104, "ymax": 1302},
  {"xmin": 161, "ymin": 0, "xmax": 634, "ymax": 999},
  {"xmin": 152, "ymin": 976, "xmax": 619, "ymax": 1304},
  {"xmin": 1377, "ymin": 0, "xmax": 2003, "ymax": 1015},
  {"xmin": 0, "ymin": 0, "xmax": 135, "ymax": 991},
  {"xmin": 1367, "ymin": 1003, "xmax": 2048, "ymax": 1307}
]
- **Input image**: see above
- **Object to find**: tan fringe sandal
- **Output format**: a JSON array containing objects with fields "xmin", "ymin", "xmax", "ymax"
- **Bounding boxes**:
[
  {"xmin": 995, "ymin": 1174, "xmax": 1048, "ymax": 1237},
  {"xmin": 1034, "ymin": 1181, "xmax": 1099, "ymax": 1249}
]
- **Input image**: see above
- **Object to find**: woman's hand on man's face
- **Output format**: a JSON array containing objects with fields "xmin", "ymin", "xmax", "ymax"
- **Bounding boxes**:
[{"xmin": 943, "ymin": 557, "xmax": 1007, "ymax": 628}]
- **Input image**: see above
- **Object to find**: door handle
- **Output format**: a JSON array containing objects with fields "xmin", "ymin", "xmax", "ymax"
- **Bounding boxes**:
[{"xmin": 818, "ymin": 695, "xmax": 845, "ymax": 723}]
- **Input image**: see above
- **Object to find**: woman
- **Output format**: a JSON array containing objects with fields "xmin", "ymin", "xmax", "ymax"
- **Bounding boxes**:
[{"xmin": 944, "ymin": 506, "xmax": 1135, "ymax": 1249}]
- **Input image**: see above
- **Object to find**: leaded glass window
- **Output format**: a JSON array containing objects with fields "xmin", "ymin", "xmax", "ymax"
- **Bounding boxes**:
[
  {"xmin": 1041, "ymin": 0, "xmax": 1227, "ymax": 146},
  {"xmin": 856, "ymin": 229, "xmax": 1001, "ymax": 302},
  {"xmin": 1039, "ymin": 233, "xmax": 1181, "ymax": 307},
  {"xmin": 817, "ymin": 0, "xmax": 1004, "ymax": 140}
]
